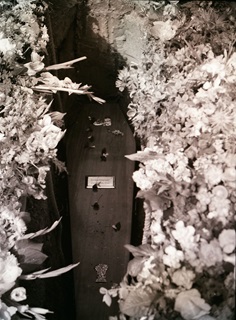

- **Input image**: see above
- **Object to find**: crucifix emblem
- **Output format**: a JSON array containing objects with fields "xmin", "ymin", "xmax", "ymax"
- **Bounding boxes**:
[{"xmin": 95, "ymin": 264, "xmax": 108, "ymax": 283}]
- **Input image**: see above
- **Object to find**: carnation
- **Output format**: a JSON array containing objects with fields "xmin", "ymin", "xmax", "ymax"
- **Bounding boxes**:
[
  {"xmin": 218, "ymin": 229, "xmax": 236, "ymax": 254},
  {"xmin": 204, "ymin": 165, "xmax": 223, "ymax": 186},
  {"xmin": 163, "ymin": 245, "xmax": 184, "ymax": 269},
  {"xmin": 172, "ymin": 221, "xmax": 197, "ymax": 251},
  {"xmin": 198, "ymin": 239, "xmax": 223, "ymax": 268}
]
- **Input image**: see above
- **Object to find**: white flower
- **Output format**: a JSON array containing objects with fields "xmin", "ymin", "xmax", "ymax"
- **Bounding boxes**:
[
  {"xmin": 38, "ymin": 114, "xmax": 52, "ymax": 127},
  {"xmin": 223, "ymin": 254, "xmax": 235, "ymax": 266},
  {"xmin": 39, "ymin": 72, "xmax": 61, "ymax": 86},
  {"xmin": 0, "ymin": 207, "xmax": 27, "ymax": 249},
  {"xmin": 138, "ymin": 256, "xmax": 157, "ymax": 280},
  {"xmin": 172, "ymin": 221, "xmax": 197, "ymax": 251},
  {"xmin": 174, "ymin": 289, "xmax": 211, "ymax": 320},
  {"xmin": 127, "ymin": 107, "xmax": 137, "ymax": 119},
  {"xmin": 201, "ymin": 57, "xmax": 225, "ymax": 77},
  {"xmin": 0, "ymin": 133, "xmax": 5, "ymax": 141},
  {"xmin": 211, "ymin": 185, "xmax": 228, "ymax": 199},
  {"xmin": 17, "ymin": 305, "xmax": 53, "ymax": 319},
  {"xmin": 196, "ymin": 187, "xmax": 212, "ymax": 206},
  {"xmin": 199, "ymin": 239, "xmax": 223, "ymax": 267},
  {"xmin": 151, "ymin": 20, "xmax": 176, "ymax": 42},
  {"xmin": 24, "ymin": 51, "xmax": 45, "ymax": 76},
  {"xmin": 99, "ymin": 287, "xmax": 118, "ymax": 307},
  {"xmin": 151, "ymin": 158, "xmax": 173, "ymax": 175},
  {"xmin": 0, "ymin": 252, "xmax": 22, "ymax": 295},
  {"xmin": 152, "ymin": 233, "xmax": 166, "ymax": 244},
  {"xmin": 227, "ymin": 52, "xmax": 236, "ymax": 70},
  {"xmin": 204, "ymin": 165, "xmax": 223, "ymax": 186},
  {"xmin": 28, "ymin": 307, "xmax": 53, "ymax": 316},
  {"xmin": 208, "ymin": 196, "xmax": 230, "ymax": 225},
  {"xmin": 171, "ymin": 267, "xmax": 195, "ymax": 290},
  {"xmin": 49, "ymin": 111, "xmax": 66, "ymax": 127},
  {"xmin": 0, "ymin": 35, "xmax": 16, "ymax": 56},
  {"xmin": 10, "ymin": 287, "xmax": 27, "ymax": 302},
  {"xmin": 132, "ymin": 169, "xmax": 152, "ymax": 190},
  {"xmin": 151, "ymin": 220, "xmax": 166, "ymax": 244},
  {"xmin": 15, "ymin": 151, "xmax": 31, "ymax": 164},
  {"xmin": 218, "ymin": 229, "xmax": 236, "ymax": 254},
  {"xmin": 42, "ymin": 127, "xmax": 66, "ymax": 150},
  {"xmin": 222, "ymin": 167, "xmax": 236, "ymax": 182},
  {"xmin": 37, "ymin": 166, "xmax": 50, "ymax": 186},
  {"xmin": 0, "ymin": 301, "xmax": 17, "ymax": 320},
  {"xmin": 163, "ymin": 245, "xmax": 184, "ymax": 269},
  {"xmin": 26, "ymin": 125, "xmax": 65, "ymax": 153},
  {"xmin": 0, "ymin": 91, "xmax": 5, "ymax": 104}
]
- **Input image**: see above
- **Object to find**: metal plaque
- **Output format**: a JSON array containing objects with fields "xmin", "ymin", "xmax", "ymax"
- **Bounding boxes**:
[{"xmin": 86, "ymin": 176, "xmax": 115, "ymax": 189}]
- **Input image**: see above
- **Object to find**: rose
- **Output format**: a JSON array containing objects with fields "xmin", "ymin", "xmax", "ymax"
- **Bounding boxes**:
[
  {"xmin": 174, "ymin": 289, "xmax": 211, "ymax": 320},
  {"xmin": 10, "ymin": 287, "xmax": 27, "ymax": 302},
  {"xmin": 199, "ymin": 239, "xmax": 223, "ymax": 267},
  {"xmin": 211, "ymin": 185, "xmax": 228, "ymax": 198}
]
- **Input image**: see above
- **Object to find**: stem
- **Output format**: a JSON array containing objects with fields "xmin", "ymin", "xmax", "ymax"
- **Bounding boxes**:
[
  {"xmin": 45, "ymin": 56, "xmax": 87, "ymax": 70},
  {"xmin": 33, "ymin": 85, "xmax": 91, "ymax": 95}
]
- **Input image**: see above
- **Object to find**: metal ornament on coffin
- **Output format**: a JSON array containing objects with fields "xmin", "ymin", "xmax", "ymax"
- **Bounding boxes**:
[{"xmin": 95, "ymin": 264, "xmax": 108, "ymax": 283}]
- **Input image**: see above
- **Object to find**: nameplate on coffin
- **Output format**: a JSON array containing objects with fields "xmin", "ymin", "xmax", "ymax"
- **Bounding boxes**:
[{"xmin": 86, "ymin": 176, "xmax": 115, "ymax": 189}]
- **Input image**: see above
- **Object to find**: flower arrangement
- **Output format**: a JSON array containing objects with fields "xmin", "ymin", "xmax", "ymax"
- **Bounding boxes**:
[
  {"xmin": 103, "ymin": 1, "xmax": 235, "ymax": 319},
  {"xmin": 0, "ymin": 0, "xmax": 104, "ymax": 318}
]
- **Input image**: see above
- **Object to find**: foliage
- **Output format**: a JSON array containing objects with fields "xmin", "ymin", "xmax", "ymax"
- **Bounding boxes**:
[
  {"xmin": 104, "ymin": 1, "xmax": 236, "ymax": 320},
  {"xmin": 0, "ymin": 0, "xmax": 104, "ymax": 318}
]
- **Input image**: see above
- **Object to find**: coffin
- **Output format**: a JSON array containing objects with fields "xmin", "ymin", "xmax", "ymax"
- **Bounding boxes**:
[{"xmin": 66, "ymin": 101, "xmax": 136, "ymax": 319}]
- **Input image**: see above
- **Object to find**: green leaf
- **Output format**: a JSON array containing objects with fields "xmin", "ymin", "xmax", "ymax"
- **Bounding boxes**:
[
  {"xmin": 21, "ymin": 217, "xmax": 62, "ymax": 239},
  {"xmin": 20, "ymin": 262, "xmax": 80, "ymax": 280},
  {"xmin": 125, "ymin": 150, "xmax": 165, "ymax": 162},
  {"xmin": 15, "ymin": 239, "xmax": 48, "ymax": 265},
  {"xmin": 119, "ymin": 288, "xmax": 155, "ymax": 317},
  {"xmin": 124, "ymin": 243, "xmax": 155, "ymax": 257},
  {"xmin": 127, "ymin": 257, "xmax": 145, "ymax": 277},
  {"xmin": 103, "ymin": 293, "xmax": 112, "ymax": 307}
]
